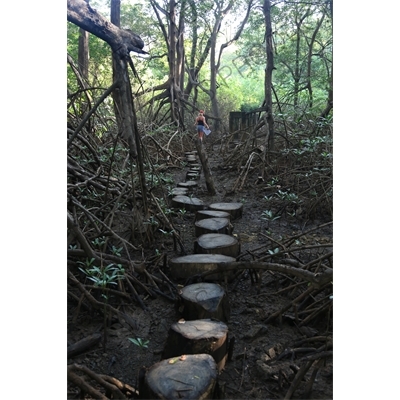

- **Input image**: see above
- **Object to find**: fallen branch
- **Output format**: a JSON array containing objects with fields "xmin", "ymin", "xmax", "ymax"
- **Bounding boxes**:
[
  {"xmin": 68, "ymin": 333, "xmax": 102, "ymax": 359},
  {"xmin": 68, "ymin": 363, "xmax": 127, "ymax": 399},
  {"xmin": 198, "ymin": 261, "xmax": 332, "ymax": 288}
]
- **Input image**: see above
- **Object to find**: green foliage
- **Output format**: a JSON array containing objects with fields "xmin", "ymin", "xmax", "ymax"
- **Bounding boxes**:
[
  {"xmin": 261, "ymin": 209, "xmax": 280, "ymax": 222},
  {"xmin": 78, "ymin": 261, "xmax": 125, "ymax": 291},
  {"xmin": 67, "ymin": 0, "xmax": 332, "ymax": 138},
  {"xmin": 128, "ymin": 337, "xmax": 149, "ymax": 350}
]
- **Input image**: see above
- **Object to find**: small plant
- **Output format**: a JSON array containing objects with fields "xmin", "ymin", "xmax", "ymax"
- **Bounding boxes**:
[
  {"xmin": 92, "ymin": 236, "xmax": 106, "ymax": 248},
  {"xmin": 78, "ymin": 262, "xmax": 125, "ymax": 299},
  {"xmin": 110, "ymin": 245, "xmax": 123, "ymax": 257},
  {"xmin": 268, "ymin": 247, "xmax": 280, "ymax": 256},
  {"xmin": 276, "ymin": 190, "xmax": 299, "ymax": 203},
  {"xmin": 159, "ymin": 229, "xmax": 173, "ymax": 238},
  {"xmin": 261, "ymin": 209, "xmax": 280, "ymax": 230},
  {"xmin": 261, "ymin": 210, "xmax": 280, "ymax": 222},
  {"xmin": 128, "ymin": 337, "xmax": 149, "ymax": 350},
  {"xmin": 267, "ymin": 177, "xmax": 279, "ymax": 187},
  {"xmin": 77, "ymin": 257, "xmax": 96, "ymax": 269},
  {"xmin": 79, "ymin": 261, "xmax": 126, "ymax": 351}
]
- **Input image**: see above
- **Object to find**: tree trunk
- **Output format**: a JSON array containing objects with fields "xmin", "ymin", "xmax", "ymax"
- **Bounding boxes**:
[
  {"xmin": 78, "ymin": 1, "xmax": 90, "ymax": 81},
  {"xmin": 209, "ymin": 19, "xmax": 221, "ymax": 132},
  {"xmin": 306, "ymin": 13, "xmax": 325, "ymax": 109},
  {"xmin": 67, "ymin": 0, "xmax": 145, "ymax": 55},
  {"xmin": 263, "ymin": 0, "xmax": 275, "ymax": 151},
  {"xmin": 67, "ymin": 0, "xmax": 145, "ymax": 159},
  {"xmin": 68, "ymin": 0, "xmax": 149, "ymax": 219},
  {"xmin": 110, "ymin": 0, "xmax": 123, "ymax": 140}
]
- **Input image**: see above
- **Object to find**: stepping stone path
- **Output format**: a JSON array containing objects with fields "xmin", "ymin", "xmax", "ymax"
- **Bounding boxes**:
[{"xmin": 142, "ymin": 148, "xmax": 244, "ymax": 399}]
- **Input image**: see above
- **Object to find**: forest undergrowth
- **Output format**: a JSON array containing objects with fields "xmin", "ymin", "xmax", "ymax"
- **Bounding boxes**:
[{"xmin": 67, "ymin": 92, "xmax": 333, "ymax": 399}]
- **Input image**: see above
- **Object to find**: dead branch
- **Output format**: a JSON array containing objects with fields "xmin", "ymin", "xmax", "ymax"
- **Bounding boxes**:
[
  {"xmin": 68, "ymin": 368, "xmax": 108, "ymax": 400},
  {"xmin": 68, "ymin": 333, "xmax": 102, "ymax": 359},
  {"xmin": 198, "ymin": 261, "xmax": 332, "ymax": 288},
  {"xmin": 68, "ymin": 269, "xmax": 139, "ymax": 329},
  {"xmin": 283, "ymin": 360, "xmax": 314, "ymax": 400},
  {"xmin": 68, "ymin": 363, "xmax": 127, "ymax": 399}
]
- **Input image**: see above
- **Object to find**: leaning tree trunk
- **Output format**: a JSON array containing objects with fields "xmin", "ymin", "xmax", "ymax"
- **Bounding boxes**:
[
  {"xmin": 67, "ymin": 0, "xmax": 145, "ymax": 160},
  {"xmin": 263, "ymin": 0, "xmax": 275, "ymax": 151},
  {"xmin": 68, "ymin": 0, "xmax": 149, "ymax": 218}
]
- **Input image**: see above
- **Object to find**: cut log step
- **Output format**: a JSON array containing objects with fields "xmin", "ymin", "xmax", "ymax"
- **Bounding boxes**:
[
  {"xmin": 177, "ymin": 181, "xmax": 198, "ymax": 188},
  {"xmin": 171, "ymin": 195, "xmax": 206, "ymax": 212},
  {"xmin": 141, "ymin": 353, "xmax": 217, "ymax": 400},
  {"xmin": 209, "ymin": 202, "xmax": 243, "ymax": 220},
  {"xmin": 195, "ymin": 217, "xmax": 233, "ymax": 237},
  {"xmin": 169, "ymin": 254, "xmax": 236, "ymax": 281},
  {"xmin": 179, "ymin": 282, "xmax": 231, "ymax": 322},
  {"xmin": 196, "ymin": 210, "xmax": 231, "ymax": 221},
  {"xmin": 161, "ymin": 319, "xmax": 229, "ymax": 371},
  {"xmin": 186, "ymin": 172, "xmax": 200, "ymax": 181},
  {"xmin": 189, "ymin": 166, "xmax": 201, "ymax": 173},
  {"xmin": 168, "ymin": 187, "xmax": 189, "ymax": 197},
  {"xmin": 194, "ymin": 233, "xmax": 240, "ymax": 257}
]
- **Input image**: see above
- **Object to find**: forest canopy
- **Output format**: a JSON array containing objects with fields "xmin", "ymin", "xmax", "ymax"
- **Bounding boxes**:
[{"xmin": 67, "ymin": 0, "xmax": 332, "ymax": 131}]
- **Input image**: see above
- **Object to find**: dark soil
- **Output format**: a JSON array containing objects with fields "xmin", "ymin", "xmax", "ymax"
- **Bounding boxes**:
[{"xmin": 67, "ymin": 140, "xmax": 333, "ymax": 399}]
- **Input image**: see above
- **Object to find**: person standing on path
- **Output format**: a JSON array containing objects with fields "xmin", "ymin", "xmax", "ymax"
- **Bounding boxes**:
[{"xmin": 194, "ymin": 110, "xmax": 209, "ymax": 141}]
